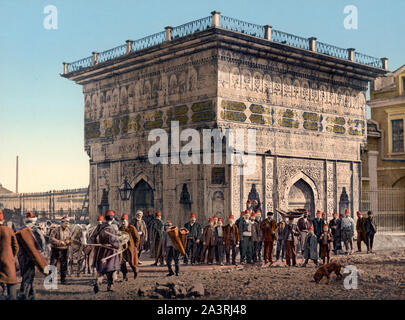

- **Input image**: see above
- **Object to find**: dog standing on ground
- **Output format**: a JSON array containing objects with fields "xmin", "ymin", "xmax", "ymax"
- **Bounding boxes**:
[{"xmin": 313, "ymin": 262, "xmax": 343, "ymax": 284}]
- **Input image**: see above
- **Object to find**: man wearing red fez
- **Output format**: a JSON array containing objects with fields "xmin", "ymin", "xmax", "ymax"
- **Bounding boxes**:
[
  {"xmin": 302, "ymin": 225, "xmax": 318, "ymax": 267},
  {"xmin": 119, "ymin": 214, "xmax": 140, "ymax": 281},
  {"xmin": 150, "ymin": 211, "xmax": 164, "ymax": 266},
  {"xmin": 239, "ymin": 209, "xmax": 254, "ymax": 264},
  {"xmin": 49, "ymin": 216, "xmax": 71, "ymax": 284},
  {"xmin": 184, "ymin": 213, "xmax": 202, "ymax": 265},
  {"xmin": 90, "ymin": 210, "xmax": 122, "ymax": 293},
  {"xmin": 341, "ymin": 208, "xmax": 355, "ymax": 255},
  {"xmin": 319, "ymin": 224, "xmax": 332, "ymax": 264},
  {"xmin": 282, "ymin": 217, "xmax": 300, "ymax": 267},
  {"xmin": 97, "ymin": 216, "xmax": 104, "ymax": 224},
  {"xmin": 214, "ymin": 218, "xmax": 225, "ymax": 265},
  {"xmin": 260, "ymin": 212, "xmax": 278, "ymax": 265},
  {"xmin": 16, "ymin": 211, "xmax": 46, "ymax": 300},
  {"xmin": 329, "ymin": 211, "xmax": 342, "ymax": 255},
  {"xmin": 311, "ymin": 210, "xmax": 325, "ymax": 257},
  {"xmin": 0, "ymin": 210, "xmax": 19, "ymax": 300},
  {"xmin": 200, "ymin": 218, "xmax": 215, "ymax": 264},
  {"xmin": 356, "ymin": 211, "xmax": 367, "ymax": 252},
  {"xmin": 223, "ymin": 215, "xmax": 239, "ymax": 265}
]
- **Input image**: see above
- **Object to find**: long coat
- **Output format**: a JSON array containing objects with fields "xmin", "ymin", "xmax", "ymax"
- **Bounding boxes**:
[
  {"xmin": 133, "ymin": 219, "xmax": 147, "ymax": 249},
  {"xmin": 0, "ymin": 225, "xmax": 19, "ymax": 284},
  {"xmin": 312, "ymin": 218, "xmax": 325, "ymax": 238},
  {"xmin": 356, "ymin": 217, "xmax": 366, "ymax": 233},
  {"xmin": 150, "ymin": 218, "xmax": 164, "ymax": 256},
  {"xmin": 251, "ymin": 220, "xmax": 260, "ymax": 242},
  {"xmin": 260, "ymin": 218, "xmax": 278, "ymax": 242},
  {"xmin": 201, "ymin": 225, "xmax": 215, "ymax": 246},
  {"xmin": 120, "ymin": 225, "xmax": 140, "ymax": 267},
  {"xmin": 364, "ymin": 217, "xmax": 377, "ymax": 235},
  {"xmin": 223, "ymin": 224, "xmax": 239, "ymax": 245},
  {"xmin": 90, "ymin": 223, "xmax": 121, "ymax": 274},
  {"xmin": 303, "ymin": 232, "xmax": 318, "ymax": 260}
]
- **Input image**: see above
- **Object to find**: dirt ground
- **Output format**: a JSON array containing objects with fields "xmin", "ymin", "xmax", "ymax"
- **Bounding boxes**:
[{"xmin": 7, "ymin": 248, "xmax": 405, "ymax": 300}]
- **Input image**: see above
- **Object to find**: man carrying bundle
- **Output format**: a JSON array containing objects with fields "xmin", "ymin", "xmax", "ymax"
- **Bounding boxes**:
[
  {"xmin": 0, "ymin": 210, "xmax": 19, "ymax": 300},
  {"xmin": 163, "ymin": 221, "xmax": 180, "ymax": 276},
  {"xmin": 90, "ymin": 210, "xmax": 121, "ymax": 293},
  {"xmin": 16, "ymin": 212, "xmax": 46, "ymax": 300},
  {"xmin": 119, "ymin": 214, "xmax": 140, "ymax": 281}
]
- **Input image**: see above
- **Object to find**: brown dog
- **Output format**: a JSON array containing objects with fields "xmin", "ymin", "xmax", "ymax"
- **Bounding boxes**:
[{"xmin": 313, "ymin": 262, "xmax": 343, "ymax": 284}]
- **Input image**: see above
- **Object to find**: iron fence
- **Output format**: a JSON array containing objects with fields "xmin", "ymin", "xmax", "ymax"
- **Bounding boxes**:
[
  {"xmin": 355, "ymin": 52, "xmax": 383, "ymax": 68},
  {"xmin": 66, "ymin": 13, "xmax": 384, "ymax": 74},
  {"xmin": 172, "ymin": 16, "xmax": 212, "ymax": 39},
  {"xmin": 131, "ymin": 30, "xmax": 166, "ymax": 52},
  {"xmin": 220, "ymin": 15, "xmax": 265, "ymax": 38},
  {"xmin": 361, "ymin": 188, "xmax": 405, "ymax": 234},
  {"xmin": 316, "ymin": 41, "xmax": 348, "ymax": 60},
  {"xmin": 272, "ymin": 29, "xmax": 310, "ymax": 50}
]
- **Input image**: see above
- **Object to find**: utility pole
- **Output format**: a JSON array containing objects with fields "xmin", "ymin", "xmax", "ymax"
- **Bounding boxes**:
[{"xmin": 16, "ymin": 155, "xmax": 19, "ymax": 193}]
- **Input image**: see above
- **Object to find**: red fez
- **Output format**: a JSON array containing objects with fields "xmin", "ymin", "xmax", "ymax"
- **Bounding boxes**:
[
  {"xmin": 213, "ymin": 215, "xmax": 218, "ymax": 219},
  {"xmin": 97, "ymin": 216, "xmax": 104, "ymax": 222},
  {"xmin": 145, "ymin": 210, "xmax": 150, "ymax": 214},
  {"xmin": 155, "ymin": 211, "xmax": 161, "ymax": 217},
  {"xmin": 316, "ymin": 210, "xmax": 321, "ymax": 215},
  {"xmin": 250, "ymin": 212, "xmax": 256, "ymax": 217},
  {"xmin": 121, "ymin": 214, "xmax": 129, "ymax": 220},
  {"xmin": 0, "ymin": 211, "xmax": 4, "ymax": 221},
  {"xmin": 244, "ymin": 210, "xmax": 250, "ymax": 215},
  {"xmin": 26, "ymin": 212, "xmax": 35, "ymax": 218},
  {"xmin": 105, "ymin": 210, "xmax": 115, "ymax": 217},
  {"xmin": 333, "ymin": 211, "xmax": 338, "ymax": 215},
  {"xmin": 218, "ymin": 218, "xmax": 223, "ymax": 222},
  {"xmin": 229, "ymin": 215, "xmax": 234, "ymax": 219},
  {"xmin": 322, "ymin": 212, "xmax": 326, "ymax": 216},
  {"xmin": 323, "ymin": 224, "xmax": 329, "ymax": 228},
  {"xmin": 357, "ymin": 211, "xmax": 362, "ymax": 215},
  {"xmin": 190, "ymin": 213, "xmax": 196, "ymax": 218},
  {"xmin": 247, "ymin": 200, "xmax": 252, "ymax": 204},
  {"xmin": 208, "ymin": 218, "xmax": 214, "ymax": 223},
  {"xmin": 345, "ymin": 209, "xmax": 350, "ymax": 214},
  {"xmin": 309, "ymin": 225, "xmax": 314, "ymax": 230},
  {"xmin": 256, "ymin": 210, "xmax": 261, "ymax": 214}
]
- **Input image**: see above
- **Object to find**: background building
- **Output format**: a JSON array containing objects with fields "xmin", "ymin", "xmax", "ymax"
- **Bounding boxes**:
[{"xmin": 362, "ymin": 65, "xmax": 405, "ymax": 233}]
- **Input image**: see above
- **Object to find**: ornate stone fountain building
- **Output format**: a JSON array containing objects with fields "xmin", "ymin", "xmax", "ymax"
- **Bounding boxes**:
[{"xmin": 62, "ymin": 12, "xmax": 387, "ymax": 225}]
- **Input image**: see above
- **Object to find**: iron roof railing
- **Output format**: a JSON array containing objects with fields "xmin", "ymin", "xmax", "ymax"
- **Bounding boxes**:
[{"xmin": 64, "ymin": 12, "xmax": 385, "ymax": 74}]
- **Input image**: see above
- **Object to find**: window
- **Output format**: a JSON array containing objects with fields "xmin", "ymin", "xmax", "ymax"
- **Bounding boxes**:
[
  {"xmin": 402, "ymin": 77, "xmax": 405, "ymax": 95},
  {"xmin": 392, "ymin": 119, "xmax": 404, "ymax": 153}
]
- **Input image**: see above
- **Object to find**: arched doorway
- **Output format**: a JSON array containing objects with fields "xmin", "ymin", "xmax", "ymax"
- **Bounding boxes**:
[
  {"xmin": 131, "ymin": 179, "xmax": 154, "ymax": 220},
  {"xmin": 288, "ymin": 179, "xmax": 315, "ymax": 218}
]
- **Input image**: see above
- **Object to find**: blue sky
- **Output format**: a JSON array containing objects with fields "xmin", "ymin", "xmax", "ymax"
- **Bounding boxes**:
[{"xmin": 0, "ymin": 0, "xmax": 404, "ymax": 192}]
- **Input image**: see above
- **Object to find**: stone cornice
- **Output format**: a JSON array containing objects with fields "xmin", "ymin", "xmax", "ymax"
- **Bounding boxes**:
[{"xmin": 367, "ymin": 95, "xmax": 405, "ymax": 108}]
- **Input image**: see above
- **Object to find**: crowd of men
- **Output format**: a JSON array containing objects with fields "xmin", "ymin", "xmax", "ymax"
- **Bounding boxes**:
[{"xmin": 0, "ymin": 202, "xmax": 377, "ymax": 300}]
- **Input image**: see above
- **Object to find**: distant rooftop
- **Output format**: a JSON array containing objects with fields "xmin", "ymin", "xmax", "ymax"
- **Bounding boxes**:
[
  {"xmin": 63, "ymin": 11, "xmax": 388, "ymax": 75},
  {"xmin": 0, "ymin": 183, "xmax": 13, "ymax": 194}
]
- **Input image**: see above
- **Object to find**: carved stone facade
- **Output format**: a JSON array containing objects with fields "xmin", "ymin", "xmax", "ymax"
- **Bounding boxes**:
[{"xmin": 64, "ymin": 27, "xmax": 384, "ymax": 223}]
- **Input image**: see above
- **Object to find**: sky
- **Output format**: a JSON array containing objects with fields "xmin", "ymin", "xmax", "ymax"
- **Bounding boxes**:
[{"xmin": 0, "ymin": 0, "xmax": 404, "ymax": 192}]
